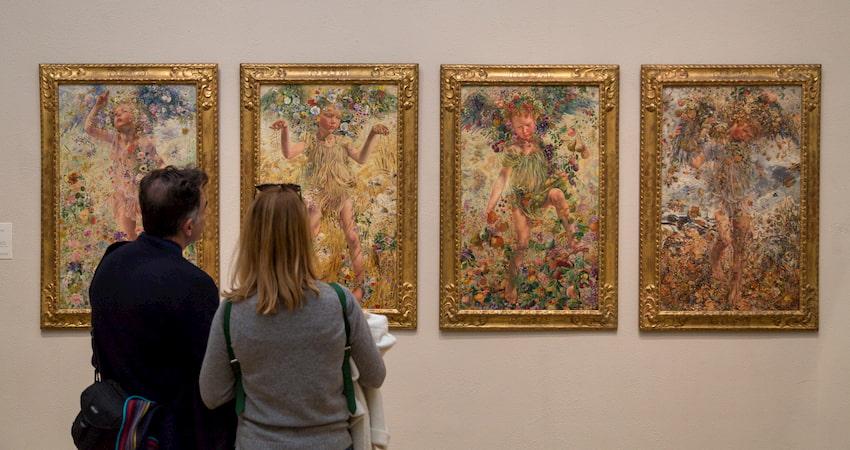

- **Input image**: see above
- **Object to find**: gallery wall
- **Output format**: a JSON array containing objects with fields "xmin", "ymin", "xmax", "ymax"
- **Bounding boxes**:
[{"xmin": 2, "ymin": 0, "xmax": 849, "ymax": 448}]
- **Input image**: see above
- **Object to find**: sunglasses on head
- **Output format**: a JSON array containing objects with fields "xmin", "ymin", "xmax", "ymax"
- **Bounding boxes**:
[{"xmin": 254, "ymin": 183, "xmax": 302, "ymax": 198}]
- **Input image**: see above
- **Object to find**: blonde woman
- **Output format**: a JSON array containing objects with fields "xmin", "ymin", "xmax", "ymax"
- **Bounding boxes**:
[{"xmin": 200, "ymin": 183, "xmax": 385, "ymax": 450}]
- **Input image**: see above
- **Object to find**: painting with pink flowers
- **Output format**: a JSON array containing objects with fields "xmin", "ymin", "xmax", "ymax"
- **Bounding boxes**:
[
  {"xmin": 440, "ymin": 65, "xmax": 619, "ymax": 329},
  {"xmin": 40, "ymin": 64, "xmax": 219, "ymax": 328}
]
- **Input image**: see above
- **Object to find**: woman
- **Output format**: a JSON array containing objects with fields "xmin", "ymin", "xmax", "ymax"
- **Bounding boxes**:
[{"xmin": 200, "ymin": 183, "xmax": 386, "ymax": 449}]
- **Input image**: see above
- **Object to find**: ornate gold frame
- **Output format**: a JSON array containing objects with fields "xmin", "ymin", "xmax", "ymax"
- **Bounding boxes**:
[
  {"xmin": 240, "ymin": 64, "xmax": 418, "ymax": 329},
  {"xmin": 639, "ymin": 65, "xmax": 820, "ymax": 330},
  {"xmin": 439, "ymin": 65, "xmax": 619, "ymax": 329},
  {"xmin": 39, "ymin": 63, "xmax": 219, "ymax": 329}
]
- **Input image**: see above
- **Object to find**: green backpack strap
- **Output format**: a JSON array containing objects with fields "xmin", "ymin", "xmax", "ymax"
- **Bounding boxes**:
[
  {"xmin": 330, "ymin": 283, "xmax": 356, "ymax": 414},
  {"xmin": 223, "ymin": 300, "xmax": 245, "ymax": 415}
]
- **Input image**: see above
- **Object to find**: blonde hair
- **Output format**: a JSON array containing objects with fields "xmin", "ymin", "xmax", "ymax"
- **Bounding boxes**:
[{"xmin": 224, "ymin": 187, "xmax": 319, "ymax": 314}]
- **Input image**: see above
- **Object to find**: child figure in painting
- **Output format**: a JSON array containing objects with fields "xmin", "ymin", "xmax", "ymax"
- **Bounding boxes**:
[
  {"xmin": 271, "ymin": 103, "xmax": 389, "ymax": 301},
  {"xmin": 686, "ymin": 118, "xmax": 760, "ymax": 308},
  {"xmin": 484, "ymin": 96, "xmax": 590, "ymax": 304},
  {"xmin": 670, "ymin": 88, "xmax": 800, "ymax": 309},
  {"xmin": 84, "ymin": 90, "xmax": 165, "ymax": 240}
]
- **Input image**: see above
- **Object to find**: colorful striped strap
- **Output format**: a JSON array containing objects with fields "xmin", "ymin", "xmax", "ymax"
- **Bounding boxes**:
[{"xmin": 117, "ymin": 396, "xmax": 159, "ymax": 450}]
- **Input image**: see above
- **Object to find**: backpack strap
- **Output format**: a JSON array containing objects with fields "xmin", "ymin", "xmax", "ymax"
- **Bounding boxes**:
[
  {"xmin": 224, "ymin": 300, "xmax": 245, "ymax": 415},
  {"xmin": 116, "ymin": 395, "xmax": 160, "ymax": 450},
  {"xmin": 329, "ymin": 283, "xmax": 356, "ymax": 414}
]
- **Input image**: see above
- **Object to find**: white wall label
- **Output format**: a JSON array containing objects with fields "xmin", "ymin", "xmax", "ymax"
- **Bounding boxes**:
[{"xmin": 0, "ymin": 223, "xmax": 12, "ymax": 259}]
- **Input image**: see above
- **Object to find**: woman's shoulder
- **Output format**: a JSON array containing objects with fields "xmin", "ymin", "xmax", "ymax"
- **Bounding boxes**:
[
  {"xmin": 316, "ymin": 281, "xmax": 358, "ymax": 307},
  {"xmin": 316, "ymin": 280, "xmax": 347, "ymax": 295}
]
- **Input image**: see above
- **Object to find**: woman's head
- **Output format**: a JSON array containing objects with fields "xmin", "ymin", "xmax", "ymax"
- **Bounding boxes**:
[{"xmin": 227, "ymin": 184, "xmax": 319, "ymax": 313}]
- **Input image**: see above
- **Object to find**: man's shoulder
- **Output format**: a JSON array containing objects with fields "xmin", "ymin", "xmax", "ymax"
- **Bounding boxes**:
[
  {"xmin": 98, "ymin": 238, "xmax": 213, "ymax": 284},
  {"xmin": 93, "ymin": 240, "xmax": 134, "ymax": 269},
  {"xmin": 104, "ymin": 240, "xmax": 131, "ymax": 257}
]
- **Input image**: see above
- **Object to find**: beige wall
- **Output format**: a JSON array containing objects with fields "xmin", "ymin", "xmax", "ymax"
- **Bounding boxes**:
[{"xmin": 2, "ymin": 0, "xmax": 850, "ymax": 448}]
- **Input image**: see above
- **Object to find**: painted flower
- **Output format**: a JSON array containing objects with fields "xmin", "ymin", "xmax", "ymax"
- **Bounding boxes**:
[{"xmin": 69, "ymin": 293, "xmax": 83, "ymax": 306}]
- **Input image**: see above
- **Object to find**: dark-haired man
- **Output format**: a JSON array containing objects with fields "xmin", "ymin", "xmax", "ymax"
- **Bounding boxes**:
[{"xmin": 89, "ymin": 166, "xmax": 236, "ymax": 449}]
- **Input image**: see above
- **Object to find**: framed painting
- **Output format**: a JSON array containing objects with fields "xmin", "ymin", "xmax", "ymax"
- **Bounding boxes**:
[
  {"xmin": 439, "ymin": 65, "xmax": 619, "ymax": 329},
  {"xmin": 240, "ymin": 64, "xmax": 418, "ymax": 329},
  {"xmin": 40, "ymin": 63, "xmax": 219, "ymax": 329},
  {"xmin": 639, "ymin": 65, "xmax": 820, "ymax": 330}
]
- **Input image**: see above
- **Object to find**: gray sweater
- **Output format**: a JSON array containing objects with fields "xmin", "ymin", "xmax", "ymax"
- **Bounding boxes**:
[{"xmin": 200, "ymin": 282, "xmax": 386, "ymax": 449}]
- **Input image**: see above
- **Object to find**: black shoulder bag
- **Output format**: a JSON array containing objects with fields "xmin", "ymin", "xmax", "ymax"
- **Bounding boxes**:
[{"xmin": 71, "ymin": 329, "xmax": 160, "ymax": 450}]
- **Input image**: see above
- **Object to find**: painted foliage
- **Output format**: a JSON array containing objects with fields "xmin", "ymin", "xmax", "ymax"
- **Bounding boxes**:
[
  {"xmin": 457, "ymin": 85, "xmax": 601, "ymax": 310},
  {"xmin": 56, "ymin": 84, "xmax": 198, "ymax": 310},
  {"xmin": 257, "ymin": 84, "xmax": 399, "ymax": 308},
  {"xmin": 659, "ymin": 85, "xmax": 802, "ymax": 311}
]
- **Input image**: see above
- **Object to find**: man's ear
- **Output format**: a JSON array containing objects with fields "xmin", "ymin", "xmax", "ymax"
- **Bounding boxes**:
[{"xmin": 180, "ymin": 216, "xmax": 194, "ymax": 238}]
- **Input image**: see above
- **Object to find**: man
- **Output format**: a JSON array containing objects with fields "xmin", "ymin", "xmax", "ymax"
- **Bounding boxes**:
[{"xmin": 89, "ymin": 166, "xmax": 236, "ymax": 449}]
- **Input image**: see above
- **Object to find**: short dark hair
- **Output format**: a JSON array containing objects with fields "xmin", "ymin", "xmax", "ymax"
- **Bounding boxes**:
[{"xmin": 138, "ymin": 166, "xmax": 208, "ymax": 238}]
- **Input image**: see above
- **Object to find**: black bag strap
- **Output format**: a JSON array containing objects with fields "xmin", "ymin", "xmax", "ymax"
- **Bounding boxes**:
[
  {"xmin": 90, "ymin": 328, "xmax": 102, "ymax": 382},
  {"xmin": 88, "ymin": 241, "xmax": 130, "ymax": 384},
  {"xmin": 330, "ymin": 283, "xmax": 356, "ymax": 414},
  {"xmin": 223, "ymin": 300, "xmax": 246, "ymax": 415}
]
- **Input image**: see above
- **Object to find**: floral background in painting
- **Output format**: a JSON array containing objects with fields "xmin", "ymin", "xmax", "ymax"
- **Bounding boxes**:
[
  {"xmin": 457, "ymin": 86, "xmax": 601, "ymax": 310},
  {"xmin": 57, "ymin": 84, "xmax": 198, "ymax": 310},
  {"xmin": 258, "ymin": 84, "xmax": 399, "ymax": 308},
  {"xmin": 660, "ymin": 85, "xmax": 802, "ymax": 311}
]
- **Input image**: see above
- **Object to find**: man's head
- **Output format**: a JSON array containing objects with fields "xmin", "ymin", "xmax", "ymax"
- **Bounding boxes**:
[{"xmin": 139, "ymin": 166, "xmax": 209, "ymax": 247}]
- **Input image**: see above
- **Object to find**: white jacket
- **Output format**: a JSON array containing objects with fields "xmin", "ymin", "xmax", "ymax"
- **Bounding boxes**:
[{"xmin": 348, "ymin": 311, "xmax": 396, "ymax": 449}]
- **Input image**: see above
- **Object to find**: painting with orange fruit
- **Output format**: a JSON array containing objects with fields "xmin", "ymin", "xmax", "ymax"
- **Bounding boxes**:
[
  {"xmin": 457, "ymin": 85, "xmax": 601, "ymax": 310},
  {"xmin": 658, "ymin": 85, "xmax": 804, "ymax": 312}
]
